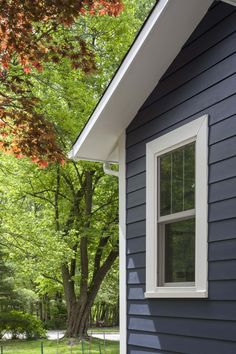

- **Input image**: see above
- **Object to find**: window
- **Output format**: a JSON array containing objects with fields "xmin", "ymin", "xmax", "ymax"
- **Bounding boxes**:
[
  {"xmin": 158, "ymin": 143, "xmax": 195, "ymax": 287},
  {"xmin": 145, "ymin": 116, "xmax": 208, "ymax": 298}
]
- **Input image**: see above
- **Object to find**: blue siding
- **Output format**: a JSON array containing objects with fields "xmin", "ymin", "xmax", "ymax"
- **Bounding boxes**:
[{"xmin": 126, "ymin": 2, "xmax": 236, "ymax": 353}]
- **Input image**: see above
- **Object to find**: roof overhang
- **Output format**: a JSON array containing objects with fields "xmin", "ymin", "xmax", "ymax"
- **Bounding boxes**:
[
  {"xmin": 222, "ymin": 0, "xmax": 236, "ymax": 6},
  {"xmin": 69, "ymin": 0, "xmax": 214, "ymax": 163}
]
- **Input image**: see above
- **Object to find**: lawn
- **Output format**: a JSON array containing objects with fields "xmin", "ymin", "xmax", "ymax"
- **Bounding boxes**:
[{"xmin": 0, "ymin": 338, "xmax": 119, "ymax": 354}]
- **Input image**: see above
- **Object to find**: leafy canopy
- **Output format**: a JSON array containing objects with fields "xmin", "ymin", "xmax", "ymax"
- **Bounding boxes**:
[{"xmin": 0, "ymin": 0, "xmax": 123, "ymax": 167}]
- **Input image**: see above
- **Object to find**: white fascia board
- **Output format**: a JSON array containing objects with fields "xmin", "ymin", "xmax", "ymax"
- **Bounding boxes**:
[
  {"xmin": 69, "ymin": 0, "xmax": 213, "ymax": 163},
  {"xmin": 221, "ymin": 0, "xmax": 236, "ymax": 6}
]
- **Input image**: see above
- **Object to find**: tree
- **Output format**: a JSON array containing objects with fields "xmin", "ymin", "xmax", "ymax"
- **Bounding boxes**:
[
  {"xmin": 0, "ymin": 248, "xmax": 18, "ymax": 311},
  {"xmin": 0, "ymin": 155, "xmax": 119, "ymax": 338},
  {"xmin": 0, "ymin": 0, "xmax": 155, "ymax": 339},
  {"xmin": 0, "ymin": 0, "xmax": 123, "ymax": 166},
  {"xmin": 91, "ymin": 260, "xmax": 119, "ymax": 327}
]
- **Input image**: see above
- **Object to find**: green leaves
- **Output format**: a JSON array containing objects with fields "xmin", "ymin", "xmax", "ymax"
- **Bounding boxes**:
[
  {"xmin": 0, "ymin": 0, "xmax": 155, "ymax": 332},
  {"xmin": 0, "ymin": 0, "xmax": 123, "ymax": 165}
]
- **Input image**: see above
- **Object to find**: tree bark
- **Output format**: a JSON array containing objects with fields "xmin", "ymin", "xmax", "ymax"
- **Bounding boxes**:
[{"xmin": 63, "ymin": 247, "xmax": 118, "ymax": 338}]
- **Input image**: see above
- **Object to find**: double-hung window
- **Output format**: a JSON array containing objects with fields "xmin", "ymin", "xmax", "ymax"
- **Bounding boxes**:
[{"xmin": 145, "ymin": 116, "xmax": 208, "ymax": 298}]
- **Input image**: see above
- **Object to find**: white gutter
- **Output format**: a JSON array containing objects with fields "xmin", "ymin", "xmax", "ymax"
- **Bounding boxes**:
[{"xmin": 103, "ymin": 162, "xmax": 119, "ymax": 177}]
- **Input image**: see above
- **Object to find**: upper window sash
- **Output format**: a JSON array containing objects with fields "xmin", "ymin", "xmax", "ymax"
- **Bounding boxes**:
[{"xmin": 158, "ymin": 142, "xmax": 195, "ymax": 217}]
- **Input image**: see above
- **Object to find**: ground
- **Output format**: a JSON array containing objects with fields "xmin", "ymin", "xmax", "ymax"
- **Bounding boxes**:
[{"xmin": 0, "ymin": 338, "xmax": 119, "ymax": 353}]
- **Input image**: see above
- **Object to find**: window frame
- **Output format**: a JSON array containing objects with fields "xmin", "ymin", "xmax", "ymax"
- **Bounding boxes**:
[{"xmin": 145, "ymin": 115, "xmax": 208, "ymax": 298}]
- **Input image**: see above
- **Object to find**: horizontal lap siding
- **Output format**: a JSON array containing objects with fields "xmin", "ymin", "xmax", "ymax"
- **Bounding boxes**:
[
  {"xmin": 128, "ymin": 300, "xmax": 236, "ymax": 320},
  {"xmin": 126, "ymin": 2, "xmax": 236, "ymax": 353},
  {"xmin": 128, "ymin": 332, "xmax": 236, "ymax": 354},
  {"xmin": 128, "ymin": 317, "xmax": 236, "ymax": 342}
]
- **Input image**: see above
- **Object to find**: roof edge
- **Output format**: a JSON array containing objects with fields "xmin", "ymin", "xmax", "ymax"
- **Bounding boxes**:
[
  {"xmin": 69, "ymin": 0, "xmax": 169, "ymax": 161},
  {"xmin": 70, "ymin": 0, "xmax": 214, "ymax": 162}
]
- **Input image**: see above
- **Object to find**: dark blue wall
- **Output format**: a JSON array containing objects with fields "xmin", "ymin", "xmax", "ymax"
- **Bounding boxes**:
[{"xmin": 126, "ymin": 2, "xmax": 236, "ymax": 353}]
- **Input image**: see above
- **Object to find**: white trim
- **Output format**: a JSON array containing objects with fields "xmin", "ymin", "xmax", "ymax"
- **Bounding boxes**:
[
  {"xmin": 145, "ymin": 289, "xmax": 208, "ymax": 298},
  {"xmin": 118, "ymin": 133, "xmax": 127, "ymax": 354},
  {"xmin": 158, "ymin": 208, "xmax": 195, "ymax": 223},
  {"xmin": 145, "ymin": 115, "xmax": 208, "ymax": 298},
  {"xmin": 164, "ymin": 282, "xmax": 195, "ymax": 287},
  {"xmin": 71, "ymin": 0, "xmax": 169, "ymax": 159},
  {"xmin": 103, "ymin": 162, "xmax": 119, "ymax": 177},
  {"xmin": 69, "ymin": 0, "xmax": 213, "ymax": 162}
]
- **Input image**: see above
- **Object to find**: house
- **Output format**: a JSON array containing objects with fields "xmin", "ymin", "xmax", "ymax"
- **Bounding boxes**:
[{"xmin": 69, "ymin": 0, "xmax": 236, "ymax": 353}]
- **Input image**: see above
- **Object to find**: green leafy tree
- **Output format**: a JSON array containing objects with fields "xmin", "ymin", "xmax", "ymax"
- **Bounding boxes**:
[
  {"xmin": 0, "ymin": 248, "xmax": 19, "ymax": 312},
  {"xmin": 0, "ymin": 155, "xmax": 119, "ymax": 337},
  {"xmin": 0, "ymin": 0, "xmax": 155, "ymax": 339}
]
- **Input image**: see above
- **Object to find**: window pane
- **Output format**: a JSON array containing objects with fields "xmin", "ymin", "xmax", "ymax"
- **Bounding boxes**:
[
  {"xmin": 184, "ymin": 143, "xmax": 195, "ymax": 210},
  {"xmin": 160, "ymin": 154, "xmax": 171, "ymax": 215},
  {"xmin": 165, "ymin": 218, "xmax": 195, "ymax": 283},
  {"xmin": 172, "ymin": 148, "xmax": 183, "ymax": 213},
  {"xmin": 159, "ymin": 143, "xmax": 195, "ymax": 216}
]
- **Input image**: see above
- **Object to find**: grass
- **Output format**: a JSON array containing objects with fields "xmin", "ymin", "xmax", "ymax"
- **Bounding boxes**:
[{"xmin": 0, "ymin": 338, "xmax": 119, "ymax": 354}]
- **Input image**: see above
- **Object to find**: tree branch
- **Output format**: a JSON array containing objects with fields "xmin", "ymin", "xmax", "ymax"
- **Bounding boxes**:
[{"xmin": 41, "ymin": 273, "xmax": 63, "ymax": 285}]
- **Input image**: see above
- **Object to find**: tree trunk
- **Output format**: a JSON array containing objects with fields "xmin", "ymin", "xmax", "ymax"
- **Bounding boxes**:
[
  {"xmin": 61, "ymin": 168, "xmax": 119, "ymax": 338},
  {"xmin": 62, "ymin": 247, "xmax": 118, "ymax": 338},
  {"xmin": 64, "ymin": 295, "xmax": 94, "ymax": 338}
]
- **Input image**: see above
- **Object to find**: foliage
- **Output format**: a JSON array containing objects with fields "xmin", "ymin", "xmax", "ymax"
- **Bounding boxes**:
[
  {"xmin": 0, "ymin": 0, "xmax": 156, "ymax": 337},
  {"xmin": 15, "ymin": 288, "xmax": 39, "ymax": 315},
  {"xmin": 0, "ymin": 0, "xmax": 123, "ymax": 71},
  {"xmin": 0, "ymin": 152, "xmax": 120, "ymax": 337},
  {"xmin": 91, "ymin": 260, "xmax": 119, "ymax": 326},
  {"xmin": 44, "ymin": 300, "xmax": 67, "ymax": 330},
  {"xmin": 0, "ymin": 311, "xmax": 46, "ymax": 339},
  {"xmin": 0, "ymin": 0, "xmax": 123, "ymax": 166},
  {"xmin": 0, "ymin": 248, "xmax": 19, "ymax": 312}
]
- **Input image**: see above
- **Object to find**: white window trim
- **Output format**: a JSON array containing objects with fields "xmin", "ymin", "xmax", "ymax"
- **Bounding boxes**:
[{"xmin": 145, "ymin": 115, "xmax": 208, "ymax": 298}]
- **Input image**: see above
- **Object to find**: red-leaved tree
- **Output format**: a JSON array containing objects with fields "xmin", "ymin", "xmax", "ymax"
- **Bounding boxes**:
[{"xmin": 0, "ymin": 0, "xmax": 123, "ymax": 167}]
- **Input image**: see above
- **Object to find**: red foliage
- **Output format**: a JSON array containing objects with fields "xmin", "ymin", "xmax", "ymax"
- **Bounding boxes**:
[
  {"xmin": 0, "ymin": 106, "xmax": 65, "ymax": 167},
  {"xmin": 0, "ymin": 0, "xmax": 123, "ymax": 74},
  {"xmin": 0, "ymin": 0, "xmax": 124, "ymax": 167}
]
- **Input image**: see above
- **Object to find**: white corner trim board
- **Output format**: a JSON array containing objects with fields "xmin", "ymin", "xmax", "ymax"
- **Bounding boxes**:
[
  {"xmin": 118, "ymin": 133, "xmax": 127, "ymax": 354},
  {"xmin": 145, "ymin": 115, "xmax": 208, "ymax": 298}
]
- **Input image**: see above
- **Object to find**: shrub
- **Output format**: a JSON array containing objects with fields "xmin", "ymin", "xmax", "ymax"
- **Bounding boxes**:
[{"xmin": 0, "ymin": 311, "xmax": 46, "ymax": 339}]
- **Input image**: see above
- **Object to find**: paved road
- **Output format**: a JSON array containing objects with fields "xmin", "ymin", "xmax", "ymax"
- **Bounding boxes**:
[
  {"xmin": 47, "ymin": 330, "xmax": 64, "ymax": 340},
  {"xmin": 88, "ymin": 332, "xmax": 120, "ymax": 341},
  {"xmin": 47, "ymin": 330, "xmax": 120, "ymax": 341}
]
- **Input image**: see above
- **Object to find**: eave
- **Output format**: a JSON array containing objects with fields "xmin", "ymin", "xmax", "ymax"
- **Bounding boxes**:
[{"xmin": 69, "ymin": 0, "xmax": 214, "ymax": 163}]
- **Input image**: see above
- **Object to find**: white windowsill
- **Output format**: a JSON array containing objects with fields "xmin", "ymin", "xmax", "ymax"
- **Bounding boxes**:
[{"xmin": 145, "ymin": 288, "xmax": 208, "ymax": 298}]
